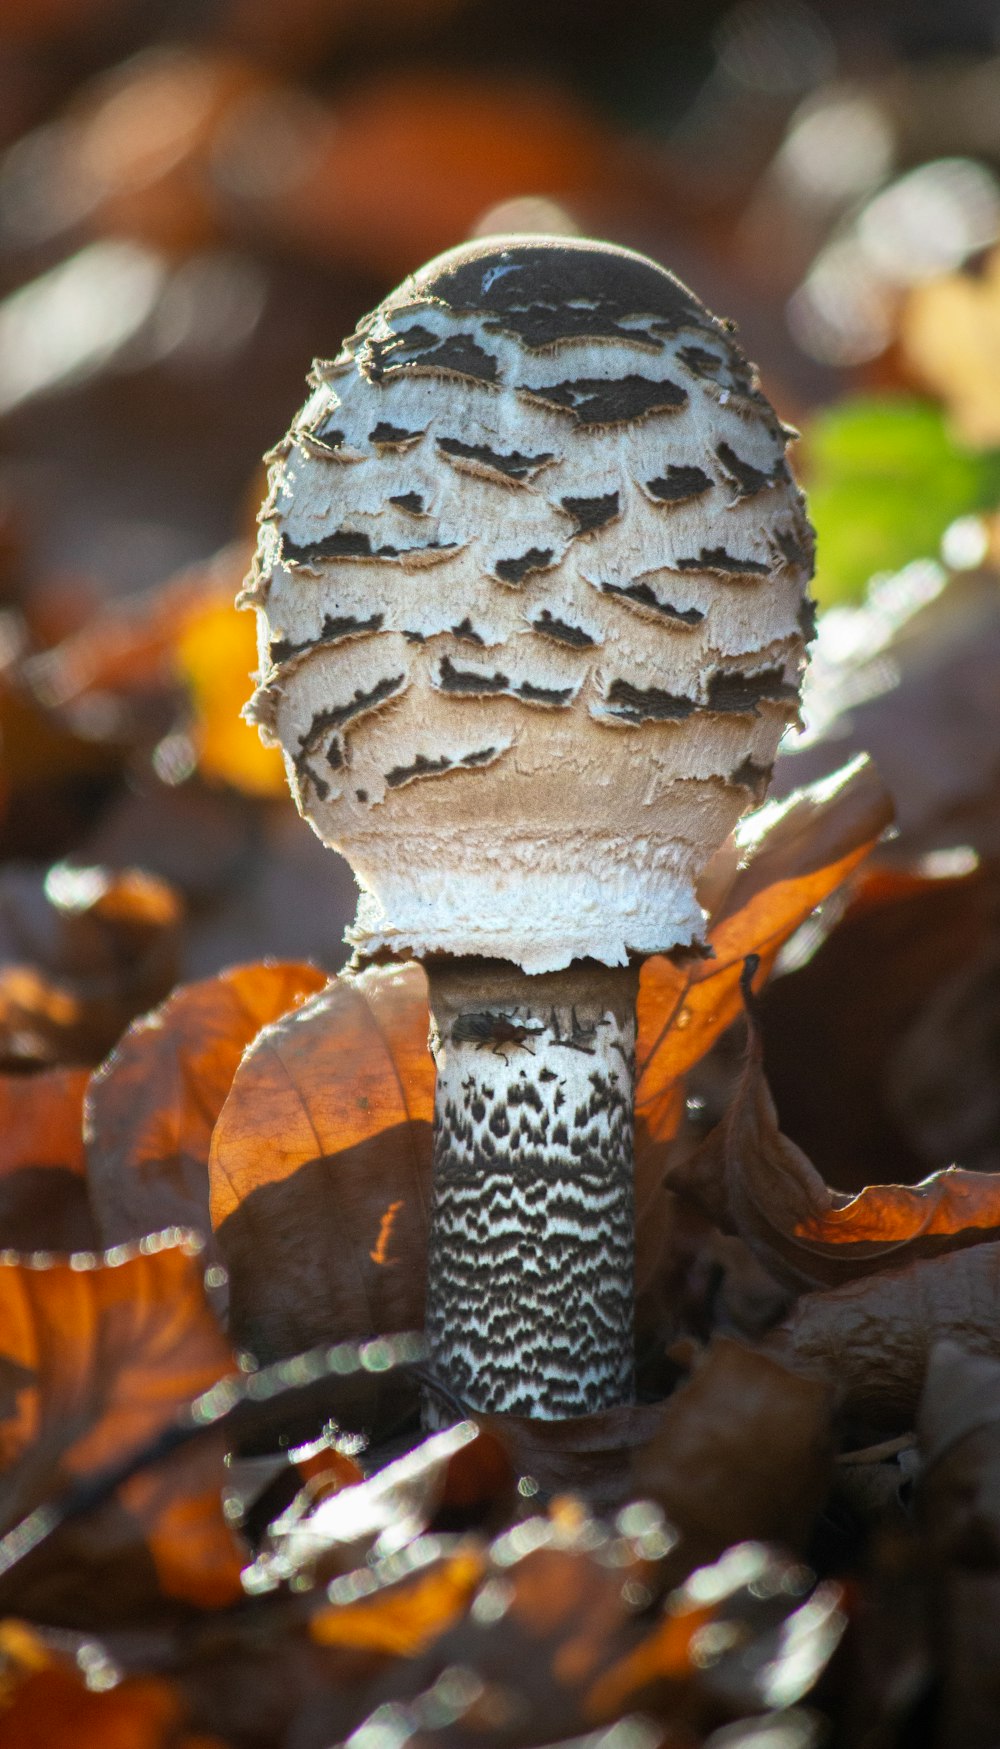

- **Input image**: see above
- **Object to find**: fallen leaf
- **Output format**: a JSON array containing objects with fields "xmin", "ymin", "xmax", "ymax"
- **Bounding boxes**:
[
  {"xmin": 310, "ymin": 1545, "xmax": 485, "ymax": 1656},
  {"xmin": 671, "ymin": 986, "xmax": 1000, "ymax": 1292},
  {"xmin": 246, "ymin": 1422, "xmax": 495, "ymax": 1593},
  {"xmin": 765, "ymin": 1242, "xmax": 1000, "ymax": 1431},
  {"xmin": 0, "ymin": 1232, "xmax": 243, "ymax": 1623},
  {"xmin": 86, "ymin": 960, "xmax": 327, "ymax": 1248},
  {"xmin": 0, "ymin": 1068, "xmax": 94, "ymax": 1251},
  {"xmin": 355, "ymin": 1516, "xmax": 842, "ymax": 1743},
  {"xmin": 588, "ymin": 1544, "xmax": 842, "ymax": 1725},
  {"xmin": 631, "ymin": 1337, "xmax": 834, "ymax": 1574},
  {"xmin": 0, "ymin": 1663, "xmax": 224, "ymax": 1749},
  {"xmin": 755, "ymin": 862, "xmax": 996, "ymax": 1190},
  {"xmin": 916, "ymin": 1343, "xmax": 1000, "ymax": 1749},
  {"xmin": 211, "ymin": 962, "xmax": 434, "ymax": 1364},
  {"xmin": 484, "ymin": 1404, "xmax": 664, "ymax": 1513},
  {"xmin": 0, "ymin": 865, "xmax": 183, "ymax": 1069},
  {"xmin": 176, "ymin": 588, "xmax": 287, "ymax": 798},
  {"xmin": 635, "ymin": 756, "xmax": 893, "ymax": 1148},
  {"xmin": 635, "ymin": 755, "xmax": 893, "ymax": 1302},
  {"xmin": 368, "ymin": 1505, "xmax": 675, "ymax": 1742}
]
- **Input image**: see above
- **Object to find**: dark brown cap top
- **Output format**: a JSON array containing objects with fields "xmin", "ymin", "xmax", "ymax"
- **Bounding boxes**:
[{"xmin": 378, "ymin": 235, "xmax": 721, "ymax": 353}]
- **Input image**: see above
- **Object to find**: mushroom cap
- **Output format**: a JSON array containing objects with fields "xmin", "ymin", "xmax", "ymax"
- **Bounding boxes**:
[{"xmin": 244, "ymin": 236, "xmax": 814, "ymax": 973}]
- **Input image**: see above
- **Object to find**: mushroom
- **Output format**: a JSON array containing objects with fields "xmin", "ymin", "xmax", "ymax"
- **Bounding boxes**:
[{"xmin": 241, "ymin": 236, "xmax": 814, "ymax": 1419}]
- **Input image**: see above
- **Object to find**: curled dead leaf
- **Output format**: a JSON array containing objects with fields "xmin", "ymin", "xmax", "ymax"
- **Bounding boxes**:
[
  {"xmin": 757, "ymin": 862, "xmax": 997, "ymax": 1190},
  {"xmin": 671, "ymin": 972, "xmax": 1000, "ymax": 1292},
  {"xmin": 636, "ymin": 755, "xmax": 893, "ymax": 1312},
  {"xmin": 351, "ymin": 1511, "xmax": 843, "ymax": 1742},
  {"xmin": 86, "ymin": 960, "xmax": 327, "ymax": 1249},
  {"xmin": 246, "ymin": 1421, "xmax": 500, "ymax": 1594},
  {"xmin": 211, "ymin": 962, "xmax": 434, "ymax": 1364}
]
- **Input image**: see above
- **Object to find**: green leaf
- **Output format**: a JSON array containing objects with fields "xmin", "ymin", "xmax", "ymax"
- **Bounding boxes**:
[{"xmin": 805, "ymin": 397, "xmax": 1000, "ymax": 604}]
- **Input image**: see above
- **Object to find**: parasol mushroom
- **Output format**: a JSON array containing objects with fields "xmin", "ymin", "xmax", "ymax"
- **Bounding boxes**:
[{"xmin": 241, "ymin": 236, "xmax": 814, "ymax": 1419}]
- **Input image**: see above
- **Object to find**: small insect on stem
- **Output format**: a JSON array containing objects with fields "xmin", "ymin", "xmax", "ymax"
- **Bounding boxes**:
[
  {"xmin": 549, "ymin": 1004, "xmax": 598, "ymax": 1055},
  {"xmin": 450, "ymin": 1011, "xmax": 545, "ymax": 1059}
]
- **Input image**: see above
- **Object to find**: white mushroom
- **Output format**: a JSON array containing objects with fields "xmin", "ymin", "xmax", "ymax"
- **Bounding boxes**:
[{"xmin": 243, "ymin": 236, "xmax": 814, "ymax": 1419}]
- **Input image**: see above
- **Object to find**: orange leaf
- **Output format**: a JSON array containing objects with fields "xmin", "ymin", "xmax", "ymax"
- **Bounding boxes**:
[
  {"xmin": 0, "ymin": 1068, "xmax": 92, "ymax": 1251},
  {"xmin": 310, "ymin": 1547, "xmax": 484, "ymax": 1656},
  {"xmin": 634, "ymin": 755, "xmax": 893, "ymax": 1292},
  {"xmin": 797, "ymin": 1170, "xmax": 1000, "ymax": 1248},
  {"xmin": 0, "ymin": 1664, "xmax": 223, "ymax": 1749},
  {"xmin": 0, "ymin": 1067, "xmax": 86, "ymax": 1178},
  {"xmin": 211, "ymin": 963, "xmax": 433, "ymax": 1363},
  {"xmin": 86, "ymin": 961, "xmax": 327, "ymax": 1248},
  {"xmin": 176, "ymin": 589, "xmax": 286, "ymax": 798},
  {"xmin": 0, "ymin": 1234, "xmax": 243, "ymax": 1621}
]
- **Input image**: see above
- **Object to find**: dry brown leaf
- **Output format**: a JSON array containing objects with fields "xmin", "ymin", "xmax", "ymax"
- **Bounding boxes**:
[
  {"xmin": 0, "ymin": 1069, "xmax": 93, "ymax": 1251},
  {"xmin": 0, "ymin": 866, "xmax": 183, "ymax": 1070},
  {"xmin": 0, "ymin": 1233, "xmax": 243, "ymax": 1623},
  {"xmin": 211, "ymin": 962, "xmax": 434, "ymax": 1363},
  {"xmin": 485, "ymin": 1403, "xmax": 664, "ymax": 1512},
  {"xmin": 765, "ymin": 1242, "xmax": 1000, "ymax": 1431},
  {"xmin": 635, "ymin": 755, "xmax": 893, "ymax": 1300},
  {"xmin": 672, "ymin": 980, "xmax": 1000, "ymax": 1292},
  {"xmin": 361, "ymin": 1513, "xmax": 842, "ymax": 1740},
  {"xmin": 86, "ymin": 960, "xmax": 327, "ymax": 1248},
  {"xmin": 631, "ymin": 1337, "xmax": 834, "ymax": 1573},
  {"xmin": 757, "ymin": 862, "xmax": 997, "ymax": 1190},
  {"xmin": 246, "ymin": 1422, "xmax": 501, "ymax": 1593},
  {"xmin": 796, "ymin": 1171, "xmax": 1000, "ymax": 1252},
  {"xmin": 636, "ymin": 754, "xmax": 894, "ymax": 1146}
]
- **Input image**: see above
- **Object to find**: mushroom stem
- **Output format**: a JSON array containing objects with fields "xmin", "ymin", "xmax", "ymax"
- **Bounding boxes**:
[{"xmin": 424, "ymin": 958, "xmax": 638, "ymax": 1419}]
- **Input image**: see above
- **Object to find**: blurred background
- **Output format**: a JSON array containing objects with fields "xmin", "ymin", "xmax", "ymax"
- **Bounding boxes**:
[{"xmin": 0, "ymin": 0, "xmax": 998, "ymax": 1180}]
